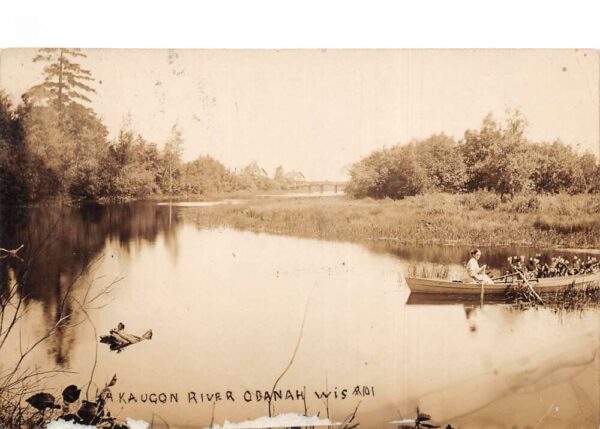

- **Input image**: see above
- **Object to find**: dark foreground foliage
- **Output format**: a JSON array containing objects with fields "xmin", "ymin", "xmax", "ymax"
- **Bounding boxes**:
[{"xmin": 4, "ymin": 375, "xmax": 130, "ymax": 428}]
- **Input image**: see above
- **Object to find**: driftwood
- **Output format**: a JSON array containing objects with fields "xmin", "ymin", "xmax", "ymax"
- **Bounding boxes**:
[{"xmin": 100, "ymin": 323, "xmax": 152, "ymax": 353}]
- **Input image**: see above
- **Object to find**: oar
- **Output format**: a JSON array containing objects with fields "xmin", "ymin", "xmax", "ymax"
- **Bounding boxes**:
[
  {"xmin": 508, "ymin": 262, "xmax": 544, "ymax": 304},
  {"xmin": 480, "ymin": 281, "xmax": 485, "ymax": 305},
  {"xmin": 492, "ymin": 273, "xmax": 514, "ymax": 282},
  {"xmin": 517, "ymin": 270, "xmax": 544, "ymax": 304}
]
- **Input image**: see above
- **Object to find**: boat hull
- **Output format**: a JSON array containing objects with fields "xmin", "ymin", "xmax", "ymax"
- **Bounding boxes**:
[{"xmin": 406, "ymin": 272, "xmax": 600, "ymax": 296}]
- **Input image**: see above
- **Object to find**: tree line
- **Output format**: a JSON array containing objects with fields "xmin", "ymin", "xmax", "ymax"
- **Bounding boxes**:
[
  {"xmin": 0, "ymin": 49, "xmax": 299, "ymax": 206},
  {"xmin": 346, "ymin": 111, "xmax": 600, "ymax": 199}
]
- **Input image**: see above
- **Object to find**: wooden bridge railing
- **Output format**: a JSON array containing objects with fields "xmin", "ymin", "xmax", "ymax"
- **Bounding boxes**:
[{"xmin": 291, "ymin": 181, "xmax": 348, "ymax": 193}]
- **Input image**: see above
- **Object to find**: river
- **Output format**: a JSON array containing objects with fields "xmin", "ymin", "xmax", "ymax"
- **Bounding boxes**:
[{"xmin": 0, "ymin": 201, "xmax": 598, "ymax": 428}]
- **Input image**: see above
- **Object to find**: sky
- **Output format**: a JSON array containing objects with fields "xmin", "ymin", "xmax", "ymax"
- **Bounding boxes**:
[{"xmin": 1, "ymin": 49, "xmax": 598, "ymax": 181}]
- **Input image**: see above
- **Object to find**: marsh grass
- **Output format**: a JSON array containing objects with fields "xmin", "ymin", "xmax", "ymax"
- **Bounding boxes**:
[
  {"xmin": 407, "ymin": 264, "xmax": 450, "ymax": 279},
  {"xmin": 181, "ymin": 193, "xmax": 600, "ymax": 248},
  {"xmin": 533, "ymin": 217, "xmax": 600, "ymax": 234},
  {"xmin": 506, "ymin": 282, "xmax": 600, "ymax": 311}
]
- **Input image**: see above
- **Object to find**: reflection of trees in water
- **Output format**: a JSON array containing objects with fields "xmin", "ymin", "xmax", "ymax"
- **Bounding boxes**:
[{"xmin": 0, "ymin": 202, "xmax": 178, "ymax": 366}]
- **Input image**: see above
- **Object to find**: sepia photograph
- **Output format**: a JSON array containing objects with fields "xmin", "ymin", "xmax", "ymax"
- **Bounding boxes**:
[{"xmin": 0, "ymin": 46, "xmax": 599, "ymax": 429}]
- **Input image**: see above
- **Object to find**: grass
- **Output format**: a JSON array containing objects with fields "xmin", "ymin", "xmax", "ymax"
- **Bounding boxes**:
[
  {"xmin": 407, "ymin": 264, "xmax": 450, "ymax": 279},
  {"xmin": 178, "ymin": 192, "xmax": 600, "ymax": 249},
  {"xmin": 506, "ymin": 283, "xmax": 600, "ymax": 311}
]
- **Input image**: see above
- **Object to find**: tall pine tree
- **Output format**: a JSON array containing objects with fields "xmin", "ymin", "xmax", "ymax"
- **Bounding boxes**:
[
  {"xmin": 25, "ymin": 48, "xmax": 95, "ymax": 115},
  {"xmin": 22, "ymin": 48, "xmax": 109, "ymax": 199}
]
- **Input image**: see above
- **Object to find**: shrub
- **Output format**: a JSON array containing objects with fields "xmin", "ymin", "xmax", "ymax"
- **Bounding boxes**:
[
  {"xmin": 505, "ymin": 194, "xmax": 540, "ymax": 213},
  {"xmin": 479, "ymin": 192, "xmax": 502, "ymax": 210},
  {"xmin": 533, "ymin": 217, "xmax": 600, "ymax": 234},
  {"xmin": 347, "ymin": 145, "xmax": 427, "ymax": 199},
  {"xmin": 458, "ymin": 191, "xmax": 500, "ymax": 210}
]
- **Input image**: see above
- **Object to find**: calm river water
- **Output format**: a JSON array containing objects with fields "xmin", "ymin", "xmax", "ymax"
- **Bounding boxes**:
[{"xmin": 0, "ymin": 201, "xmax": 598, "ymax": 428}]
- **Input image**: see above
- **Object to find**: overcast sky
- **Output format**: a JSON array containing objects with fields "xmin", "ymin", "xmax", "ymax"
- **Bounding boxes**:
[{"xmin": 1, "ymin": 49, "xmax": 598, "ymax": 181}]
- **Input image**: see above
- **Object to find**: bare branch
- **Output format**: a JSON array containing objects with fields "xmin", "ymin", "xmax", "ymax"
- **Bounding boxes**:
[
  {"xmin": 267, "ymin": 295, "xmax": 311, "ymax": 417},
  {"xmin": 69, "ymin": 297, "xmax": 98, "ymax": 401}
]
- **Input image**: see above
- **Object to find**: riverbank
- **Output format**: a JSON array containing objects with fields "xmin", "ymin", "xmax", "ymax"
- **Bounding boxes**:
[{"xmin": 179, "ymin": 192, "xmax": 600, "ymax": 249}]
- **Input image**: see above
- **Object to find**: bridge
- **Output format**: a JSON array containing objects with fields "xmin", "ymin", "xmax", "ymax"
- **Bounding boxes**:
[{"xmin": 290, "ymin": 180, "xmax": 348, "ymax": 193}]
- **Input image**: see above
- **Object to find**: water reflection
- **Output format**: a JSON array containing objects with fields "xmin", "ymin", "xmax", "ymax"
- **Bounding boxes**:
[
  {"xmin": 1, "ymin": 203, "xmax": 180, "ymax": 289},
  {"xmin": 256, "ymin": 191, "xmax": 344, "ymax": 198},
  {"xmin": 0, "ymin": 203, "xmax": 179, "ymax": 366},
  {"xmin": 0, "ymin": 202, "xmax": 598, "ymax": 428},
  {"xmin": 157, "ymin": 200, "xmax": 243, "ymax": 207}
]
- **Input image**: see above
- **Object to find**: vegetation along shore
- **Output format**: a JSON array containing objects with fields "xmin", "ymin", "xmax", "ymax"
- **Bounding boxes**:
[{"xmin": 179, "ymin": 192, "xmax": 600, "ymax": 249}]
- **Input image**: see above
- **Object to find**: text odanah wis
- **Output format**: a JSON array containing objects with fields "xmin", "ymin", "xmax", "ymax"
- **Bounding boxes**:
[{"xmin": 106, "ymin": 386, "xmax": 376, "ymax": 405}]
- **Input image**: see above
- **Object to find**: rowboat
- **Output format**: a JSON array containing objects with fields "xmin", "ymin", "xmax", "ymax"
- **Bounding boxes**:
[{"xmin": 406, "ymin": 271, "xmax": 600, "ymax": 296}]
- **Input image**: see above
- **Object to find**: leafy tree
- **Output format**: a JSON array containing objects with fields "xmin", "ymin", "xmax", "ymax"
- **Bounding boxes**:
[
  {"xmin": 460, "ymin": 111, "xmax": 531, "ymax": 197},
  {"xmin": 274, "ymin": 165, "xmax": 285, "ymax": 181},
  {"xmin": 20, "ymin": 102, "xmax": 109, "ymax": 200},
  {"xmin": 180, "ymin": 155, "xmax": 237, "ymax": 194},
  {"xmin": 18, "ymin": 104, "xmax": 63, "ymax": 197},
  {"xmin": 577, "ymin": 152, "xmax": 600, "ymax": 193},
  {"xmin": 64, "ymin": 104, "xmax": 109, "ymax": 182},
  {"xmin": 411, "ymin": 133, "xmax": 466, "ymax": 192},
  {"xmin": 272, "ymin": 165, "xmax": 293, "ymax": 190},
  {"xmin": 240, "ymin": 161, "xmax": 268, "ymax": 178},
  {"xmin": 113, "ymin": 117, "xmax": 136, "ymax": 167},
  {"xmin": 529, "ymin": 140, "xmax": 588, "ymax": 194},
  {"xmin": 141, "ymin": 141, "xmax": 162, "ymax": 190},
  {"xmin": 96, "ymin": 124, "xmax": 159, "ymax": 200},
  {"xmin": 461, "ymin": 113, "xmax": 501, "ymax": 191},
  {"xmin": 21, "ymin": 48, "xmax": 108, "ymax": 200},
  {"xmin": 348, "ymin": 110, "xmax": 598, "ymax": 200},
  {"xmin": 385, "ymin": 146, "xmax": 427, "ymax": 198},
  {"xmin": 237, "ymin": 161, "xmax": 274, "ymax": 190},
  {"xmin": 160, "ymin": 123, "xmax": 184, "ymax": 194},
  {"xmin": 347, "ymin": 145, "xmax": 427, "ymax": 199},
  {"xmin": 0, "ymin": 91, "xmax": 30, "ymax": 205},
  {"xmin": 346, "ymin": 149, "xmax": 393, "ymax": 198}
]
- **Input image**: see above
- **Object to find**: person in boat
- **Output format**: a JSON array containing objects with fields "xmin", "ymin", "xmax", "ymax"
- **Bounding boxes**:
[
  {"xmin": 466, "ymin": 248, "xmax": 494, "ymax": 285},
  {"xmin": 548, "ymin": 257, "xmax": 558, "ymax": 276}
]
